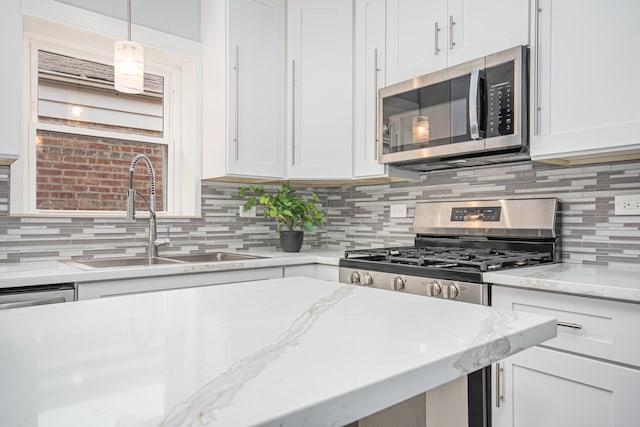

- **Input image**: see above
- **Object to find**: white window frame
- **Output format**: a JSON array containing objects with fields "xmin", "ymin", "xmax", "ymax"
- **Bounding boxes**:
[{"xmin": 11, "ymin": 0, "xmax": 202, "ymax": 218}]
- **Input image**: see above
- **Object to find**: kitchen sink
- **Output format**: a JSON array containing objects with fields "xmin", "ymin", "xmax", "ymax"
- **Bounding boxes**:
[
  {"xmin": 65, "ymin": 252, "xmax": 263, "ymax": 269},
  {"xmin": 164, "ymin": 253, "xmax": 264, "ymax": 263},
  {"xmin": 65, "ymin": 257, "xmax": 181, "ymax": 269}
]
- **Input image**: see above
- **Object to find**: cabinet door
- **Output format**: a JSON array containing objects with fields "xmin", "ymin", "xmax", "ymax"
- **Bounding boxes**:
[
  {"xmin": 353, "ymin": 0, "xmax": 386, "ymax": 178},
  {"xmin": 228, "ymin": 0, "xmax": 285, "ymax": 178},
  {"xmin": 284, "ymin": 264, "xmax": 339, "ymax": 281},
  {"xmin": 447, "ymin": 0, "xmax": 529, "ymax": 66},
  {"xmin": 287, "ymin": 0, "xmax": 353, "ymax": 179},
  {"xmin": 0, "ymin": 0, "xmax": 21, "ymax": 164},
  {"xmin": 283, "ymin": 264, "xmax": 317, "ymax": 279},
  {"xmin": 386, "ymin": 0, "xmax": 447, "ymax": 85},
  {"xmin": 493, "ymin": 346, "xmax": 640, "ymax": 427},
  {"xmin": 530, "ymin": 0, "xmax": 640, "ymax": 161}
]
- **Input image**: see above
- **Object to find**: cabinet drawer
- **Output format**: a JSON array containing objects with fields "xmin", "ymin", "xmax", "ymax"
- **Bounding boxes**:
[
  {"xmin": 493, "ymin": 346, "xmax": 640, "ymax": 427},
  {"xmin": 492, "ymin": 286, "xmax": 640, "ymax": 367}
]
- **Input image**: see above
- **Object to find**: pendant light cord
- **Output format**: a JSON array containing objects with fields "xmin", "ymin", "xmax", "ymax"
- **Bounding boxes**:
[{"xmin": 127, "ymin": 0, "xmax": 132, "ymax": 42}]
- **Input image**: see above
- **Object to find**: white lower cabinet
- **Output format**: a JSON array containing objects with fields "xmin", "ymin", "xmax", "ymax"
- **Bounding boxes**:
[
  {"xmin": 283, "ymin": 264, "xmax": 339, "ymax": 282},
  {"xmin": 493, "ymin": 346, "xmax": 640, "ymax": 427},
  {"xmin": 491, "ymin": 285, "xmax": 640, "ymax": 427},
  {"xmin": 76, "ymin": 267, "xmax": 283, "ymax": 300}
]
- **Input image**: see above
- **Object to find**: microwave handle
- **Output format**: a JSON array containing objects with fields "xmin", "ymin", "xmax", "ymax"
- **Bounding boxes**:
[{"xmin": 469, "ymin": 68, "xmax": 481, "ymax": 140}]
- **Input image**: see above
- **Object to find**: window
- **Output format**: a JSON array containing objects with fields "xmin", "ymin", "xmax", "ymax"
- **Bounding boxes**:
[
  {"xmin": 12, "ymin": 12, "xmax": 201, "ymax": 217},
  {"xmin": 36, "ymin": 50, "xmax": 167, "ymax": 212}
]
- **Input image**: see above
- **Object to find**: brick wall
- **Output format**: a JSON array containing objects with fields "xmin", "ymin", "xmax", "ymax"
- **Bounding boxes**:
[{"xmin": 36, "ymin": 130, "xmax": 165, "ymax": 211}]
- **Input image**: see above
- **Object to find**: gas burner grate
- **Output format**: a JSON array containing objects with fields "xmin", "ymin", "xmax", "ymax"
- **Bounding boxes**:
[
  {"xmin": 385, "ymin": 247, "xmax": 552, "ymax": 272},
  {"xmin": 344, "ymin": 246, "xmax": 553, "ymax": 272}
]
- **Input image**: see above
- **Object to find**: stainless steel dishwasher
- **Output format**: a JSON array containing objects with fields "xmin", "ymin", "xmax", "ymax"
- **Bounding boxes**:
[{"xmin": 0, "ymin": 284, "xmax": 75, "ymax": 310}]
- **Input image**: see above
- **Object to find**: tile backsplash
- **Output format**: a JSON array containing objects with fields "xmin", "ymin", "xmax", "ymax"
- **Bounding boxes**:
[{"xmin": 1, "ymin": 160, "xmax": 639, "ymax": 269}]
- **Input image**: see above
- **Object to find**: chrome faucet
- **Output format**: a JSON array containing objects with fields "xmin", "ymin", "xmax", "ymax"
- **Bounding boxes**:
[{"xmin": 126, "ymin": 154, "xmax": 169, "ymax": 258}]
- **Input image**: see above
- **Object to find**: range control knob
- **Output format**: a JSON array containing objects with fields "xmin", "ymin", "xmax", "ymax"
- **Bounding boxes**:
[
  {"xmin": 426, "ymin": 280, "xmax": 442, "ymax": 297},
  {"xmin": 391, "ymin": 276, "xmax": 405, "ymax": 291},
  {"xmin": 442, "ymin": 282, "xmax": 460, "ymax": 300},
  {"xmin": 349, "ymin": 271, "xmax": 361, "ymax": 284},
  {"xmin": 361, "ymin": 272, "xmax": 373, "ymax": 286}
]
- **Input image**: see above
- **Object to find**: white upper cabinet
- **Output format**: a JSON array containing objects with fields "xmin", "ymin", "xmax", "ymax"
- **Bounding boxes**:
[
  {"xmin": 353, "ymin": 0, "xmax": 387, "ymax": 178},
  {"xmin": 228, "ymin": 0, "xmax": 286, "ymax": 177},
  {"xmin": 386, "ymin": 0, "xmax": 448, "ymax": 85},
  {"xmin": 286, "ymin": 0, "xmax": 353, "ymax": 179},
  {"xmin": 202, "ymin": 0, "xmax": 286, "ymax": 180},
  {"xmin": 386, "ymin": 0, "xmax": 529, "ymax": 85},
  {"xmin": 530, "ymin": 0, "xmax": 640, "ymax": 163},
  {"xmin": 447, "ymin": 0, "xmax": 529, "ymax": 66},
  {"xmin": 0, "ymin": 0, "xmax": 21, "ymax": 165},
  {"xmin": 353, "ymin": 0, "xmax": 417, "ymax": 179}
]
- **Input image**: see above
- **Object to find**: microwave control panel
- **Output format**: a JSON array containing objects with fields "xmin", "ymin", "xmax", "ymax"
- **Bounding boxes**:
[{"xmin": 486, "ymin": 61, "xmax": 515, "ymax": 138}]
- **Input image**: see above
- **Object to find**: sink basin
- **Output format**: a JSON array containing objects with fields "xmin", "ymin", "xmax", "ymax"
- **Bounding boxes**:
[
  {"xmin": 165, "ymin": 252, "xmax": 264, "ymax": 263},
  {"xmin": 65, "ymin": 252, "xmax": 263, "ymax": 269},
  {"xmin": 65, "ymin": 257, "xmax": 181, "ymax": 269}
]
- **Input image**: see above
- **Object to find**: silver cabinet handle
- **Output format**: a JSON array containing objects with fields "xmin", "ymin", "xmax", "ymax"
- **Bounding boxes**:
[
  {"xmin": 534, "ymin": 0, "xmax": 541, "ymax": 135},
  {"xmin": 449, "ymin": 16, "xmax": 456, "ymax": 50},
  {"xmin": 374, "ymin": 48, "xmax": 380, "ymax": 160},
  {"xmin": 291, "ymin": 59, "xmax": 296, "ymax": 165},
  {"xmin": 0, "ymin": 296, "xmax": 66, "ymax": 310},
  {"xmin": 469, "ymin": 69, "xmax": 481, "ymax": 140},
  {"xmin": 495, "ymin": 362, "xmax": 503, "ymax": 408},
  {"xmin": 234, "ymin": 45, "xmax": 240, "ymax": 160},
  {"xmin": 434, "ymin": 22, "xmax": 441, "ymax": 55},
  {"xmin": 557, "ymin": 321, "xmax": 583, "ymax": 330}
]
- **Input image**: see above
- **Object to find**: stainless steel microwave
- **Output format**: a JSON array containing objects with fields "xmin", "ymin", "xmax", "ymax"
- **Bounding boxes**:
[{"xmin": 378, "ymin": 46, "xmax": 529, "ymax": 171}]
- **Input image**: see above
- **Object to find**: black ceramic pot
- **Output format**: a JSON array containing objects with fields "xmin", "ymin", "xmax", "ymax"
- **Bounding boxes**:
[{"xmin": 280, "ymin": 230, "xmax": 304, "ymax": 252}]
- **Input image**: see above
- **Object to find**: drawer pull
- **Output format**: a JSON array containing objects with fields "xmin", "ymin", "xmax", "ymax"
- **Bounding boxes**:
[
  {"xmin": 557, "ymin": 321, "xmax": 583, "ymax": 330},
  {"xmin": 495, "ymin": 362, "xmax": 503, "ymax": 408}
]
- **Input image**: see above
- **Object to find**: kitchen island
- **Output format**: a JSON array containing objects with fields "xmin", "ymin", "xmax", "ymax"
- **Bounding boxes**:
[{"xmin": 0, "ymin": 277, "xmax": 556, "ymax": 426}]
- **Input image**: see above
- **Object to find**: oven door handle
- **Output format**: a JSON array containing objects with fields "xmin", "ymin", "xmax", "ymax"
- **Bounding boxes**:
[
  {"xmin": 0, "ymin": 296, "xmax": 67, "ymax": 310},
  {"xmin": 469, "ymin": 68, "xmax": 482, "ymax": 140}
]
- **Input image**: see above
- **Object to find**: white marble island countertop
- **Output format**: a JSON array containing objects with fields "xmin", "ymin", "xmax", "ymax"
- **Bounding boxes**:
[
  {"xmin": 0, "ymin": 277, "xmax": 556, "ymax": 427},
  {"xmin": 484, "ymin": 263, "xmax": 640, "ymax": 303}
]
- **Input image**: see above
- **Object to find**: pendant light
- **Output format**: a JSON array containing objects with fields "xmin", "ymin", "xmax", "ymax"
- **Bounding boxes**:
[{"xmin": 114, "ymin": 0, "xmax": 144, "ymax": 94}]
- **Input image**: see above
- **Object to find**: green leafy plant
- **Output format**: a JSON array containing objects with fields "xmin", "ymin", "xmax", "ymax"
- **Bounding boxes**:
[{"xmin": 239, "ymin": 181, "xmax": 324, "ymax": 233}]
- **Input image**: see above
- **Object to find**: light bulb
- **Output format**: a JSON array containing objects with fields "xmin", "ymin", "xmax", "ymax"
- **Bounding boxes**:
[{"xmin": 114, "ymin": 40, "xmax": 144, "ymax": 94}]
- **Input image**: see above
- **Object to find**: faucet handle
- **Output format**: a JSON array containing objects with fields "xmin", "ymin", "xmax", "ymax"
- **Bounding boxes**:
[
  {"xmin": 154, "ymin": 237, "xmax": 170, "ymax": 247},
  {"xmin": 155, "ymin": 225, "xmax": 170, "ymax": 248}
]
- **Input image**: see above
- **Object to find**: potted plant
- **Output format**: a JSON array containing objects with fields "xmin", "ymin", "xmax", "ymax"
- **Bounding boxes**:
[{"xmin": 239, "ymin": 181, "xmax": 324, "ymax": 252}]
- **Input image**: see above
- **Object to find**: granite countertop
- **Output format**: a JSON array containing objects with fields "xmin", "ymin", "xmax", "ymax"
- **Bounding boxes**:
[
  {"xmin": 484, "ymin": 263, "xmax": 640, "ymax": 303},
  {"xmin": 0, "ymin": 249, "xmax": 343, "ymax": 289},
  {"xmin": 0, "ymin": 277, "xmax": 556, "ymax": 427}
]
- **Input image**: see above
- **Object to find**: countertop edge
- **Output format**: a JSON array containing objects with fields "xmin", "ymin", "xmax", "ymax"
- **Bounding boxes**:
[
  {"xmin": 0, "ymin": 250, "xmax": 343, "ymax": 288},
  {"xmin": 484, "ymin": 263, "xmax": 640, "ymax": 304}
]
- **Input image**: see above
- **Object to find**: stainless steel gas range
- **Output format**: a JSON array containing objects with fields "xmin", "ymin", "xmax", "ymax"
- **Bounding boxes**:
[{"xmin": 339, "ymin": 198, "xmax": 559, "ymax": 427}]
